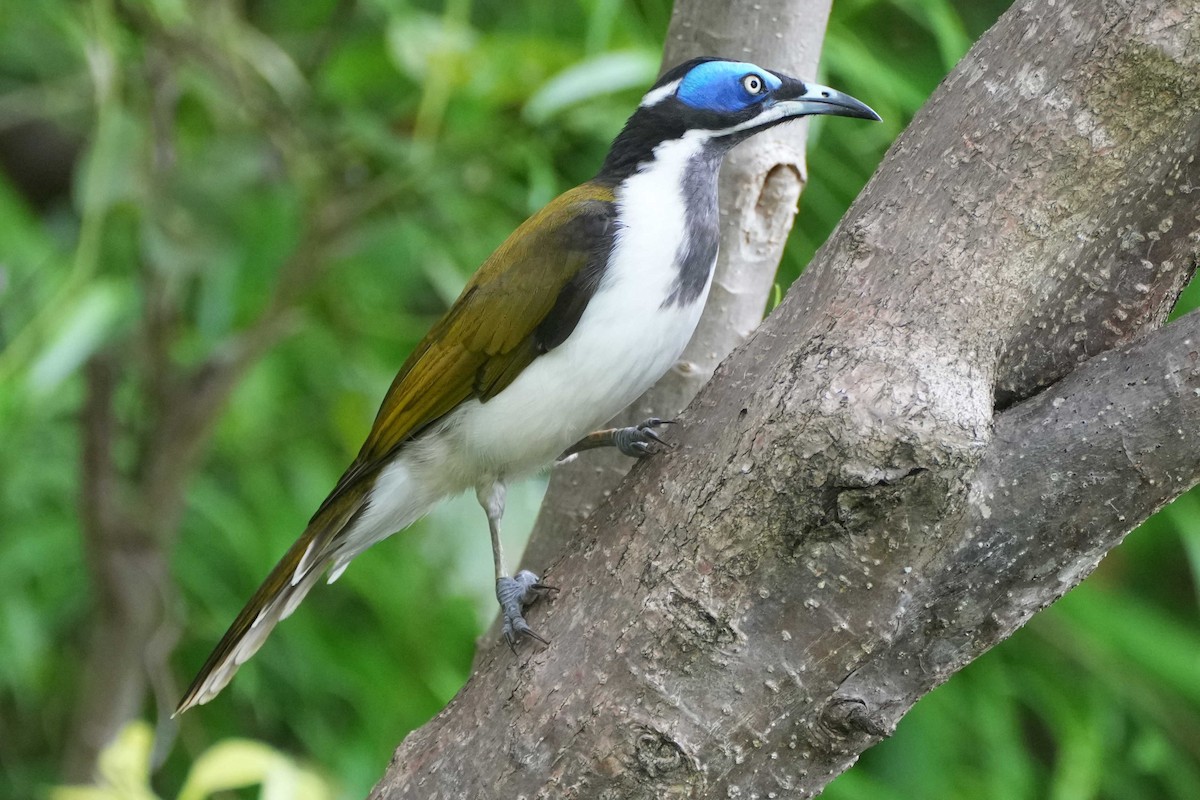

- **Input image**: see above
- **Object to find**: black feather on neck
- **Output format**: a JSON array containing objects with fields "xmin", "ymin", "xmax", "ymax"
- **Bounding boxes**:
[{"xmin": 595, "ymin": 104, "xmax": 690, "ymax": 184}]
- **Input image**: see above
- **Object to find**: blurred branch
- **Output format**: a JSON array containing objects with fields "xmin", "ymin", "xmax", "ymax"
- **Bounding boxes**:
[
  {"xmin": 299, "ymin": 0, "xmax": 359, "ymax": 77},
  {"xmin": 79, "ymin": 357, "xmax": 122, "ymax": 546},
  {"xmin": 63, "ymin": 187, "xmax": 372, "ymax": 776},
  {"xmin": 60, "ymin": 1, "xmax": 399, "ymax": 780},
  {"xmin": 67, "ymin": 355, "xmax": 175, "ymax": 780}
]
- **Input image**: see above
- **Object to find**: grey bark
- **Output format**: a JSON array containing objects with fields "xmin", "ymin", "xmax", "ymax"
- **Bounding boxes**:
[
  {"xmin": 372, "ymin": 0, "xmax": 1200, "ymax": 796},
  {"xmin": 521, "ymin": 0, "xmax": 832, "ymax": 569}
]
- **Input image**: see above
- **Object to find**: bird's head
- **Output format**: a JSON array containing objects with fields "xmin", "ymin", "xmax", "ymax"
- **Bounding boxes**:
[{"xmin": 599, "ymin": 57, "xmax": 879, "ymax": 180}]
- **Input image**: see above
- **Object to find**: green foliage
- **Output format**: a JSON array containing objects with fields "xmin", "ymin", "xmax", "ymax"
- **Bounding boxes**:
[{"xmin": 1, "ymin": 1, "xmax": 1197, "ymax": 799}]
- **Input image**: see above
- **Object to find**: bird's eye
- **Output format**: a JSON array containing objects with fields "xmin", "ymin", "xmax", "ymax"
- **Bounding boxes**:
[{"xmin": 742, "ymin": 74, "xmax": 765, "ymax": 94}]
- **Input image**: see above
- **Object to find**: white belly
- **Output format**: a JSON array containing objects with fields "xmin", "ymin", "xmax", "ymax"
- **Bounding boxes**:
[{"xmin": 450, "ymin": 272, "xmax": 709, "ymax": 475}]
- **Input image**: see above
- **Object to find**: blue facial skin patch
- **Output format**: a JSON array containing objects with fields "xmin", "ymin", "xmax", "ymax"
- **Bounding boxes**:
[{"xmin": 677, "ymin": 61, "xmax": 783, "ymax": 113}]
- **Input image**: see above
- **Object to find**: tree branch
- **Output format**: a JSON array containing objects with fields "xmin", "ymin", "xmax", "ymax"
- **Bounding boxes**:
[
  {"xmin": 372, "ymin": 0, "xmax": 1200, "ymax": 795},
  {"xmin": 969, "ymin": 307, "xmax": 1200, "ymax": 618},
  {"xmin": 67, "ymin": 356, "xmax": 174, "ymax": 780},
  {"xmin": 808, "ymin": 308, "xmax": 1200, "ymax": 778}
]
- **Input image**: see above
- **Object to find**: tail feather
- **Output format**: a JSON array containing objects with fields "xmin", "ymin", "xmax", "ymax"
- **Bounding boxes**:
[{"xmin": 175, "ymin": 491, "xmax": 367, "ymax": 716}]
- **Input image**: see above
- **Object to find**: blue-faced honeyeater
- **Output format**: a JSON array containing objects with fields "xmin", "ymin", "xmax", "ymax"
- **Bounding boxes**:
[{"xmin": 176, "ymin": 57, "xmax": 878, "ymax": 713}]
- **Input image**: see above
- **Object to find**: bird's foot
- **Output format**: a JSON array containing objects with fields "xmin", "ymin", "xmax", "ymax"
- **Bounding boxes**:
[
  {"xmin": 613, "ymin": 417, "xmax": 675, "ymax": 458},
  {"xmin": 496, "ymin": 570, "xmax": 556, "ymax": 651}
]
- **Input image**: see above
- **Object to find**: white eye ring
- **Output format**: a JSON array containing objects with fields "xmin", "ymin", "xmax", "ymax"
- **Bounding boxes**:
[{"xmin": 742, "ymin": 74, "xmax": 765, "ymax": 94}]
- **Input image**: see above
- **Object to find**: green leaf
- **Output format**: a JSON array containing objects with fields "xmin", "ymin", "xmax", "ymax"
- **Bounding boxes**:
[
  {"xmin": 177, "ymin": 738, "xmax": 332, "ymax": 800},
  {"xmin": 894, "ymin": 0, "xmax": 972, "ymax": 70},
  {"xmin": 177, "ymin": 739, "xmax": 278, "ymax": 800},
  {"xmin": 231, "ymin": 24, "xmax": 309, "ymax": 104},
  {"xmin": 523, "ymin": 50, "xmax": 658, "ymax": 124},
  {"xmin": 50, "ymin": 722, "xmax": 159, "ymax": 800},
  {"xmin": 385, "ymin": 11, "xmax": 478, "ymax": 83},
  {"xmin": 74, "ymin": 106, "xmax": 143, "ymax": 217},
  {"xmin": 27, "ymin": 280, "xmax": 126, "ymax": 393}
]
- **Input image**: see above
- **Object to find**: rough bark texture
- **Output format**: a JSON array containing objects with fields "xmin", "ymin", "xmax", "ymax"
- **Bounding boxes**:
[
  {"xmin": 373, "ymin": 0, "xmax": 1200, "ymax": 797},
  {"xmin": 522, "ymin": 0, "xmax": 830, "ymax": 569}
]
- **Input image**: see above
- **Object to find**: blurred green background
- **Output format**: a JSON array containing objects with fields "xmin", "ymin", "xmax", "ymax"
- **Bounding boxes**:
[{"xmin": 2, "ymin": 0, "xmax": 1198, "ymax": 798}]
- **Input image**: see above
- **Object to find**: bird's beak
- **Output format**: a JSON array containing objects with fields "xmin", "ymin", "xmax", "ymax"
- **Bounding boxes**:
[{"xmin": 772, "ymin": 78, "xmax": 881, "ymax": 122}]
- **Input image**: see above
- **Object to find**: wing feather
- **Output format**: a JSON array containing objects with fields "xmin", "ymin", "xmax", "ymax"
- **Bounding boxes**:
[{"xmin": 317, "ymin": 182, "xmax": 616, "ymax": 515}]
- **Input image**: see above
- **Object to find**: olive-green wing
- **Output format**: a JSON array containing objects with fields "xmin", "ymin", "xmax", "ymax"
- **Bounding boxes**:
[{"xmin": 319, "ymin": 181, "xmax": 617, "ymax": 512}]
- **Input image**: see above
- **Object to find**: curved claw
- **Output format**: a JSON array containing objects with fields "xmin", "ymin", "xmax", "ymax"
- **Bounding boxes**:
[
  {"xmin": 503, "ymin": 616, "xmax": 548, "ymax": 651},
  {"xmin": 615, "ymin": 417, "xmax": 677, "ymax": 458},
  {"xmin": 640, "ymin": 428, "xmax": 667, "ymax": 446},
  {"xmin": 497, "ymin": 570, "xmax": 551, "ymax": 651}
]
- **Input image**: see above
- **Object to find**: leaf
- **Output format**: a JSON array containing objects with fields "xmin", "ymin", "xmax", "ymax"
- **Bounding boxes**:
[
  {"xmin": 893, "ymin": 0, "xmax": 972, "ymax": 70},
  {"xmin": 523, "ymin": 50, "xmax": 659, "ymax": 124},
  {"xmin": 144, "ymin": 0, "xmax": 189, "ymax": 29},
  {"xmin": 231, "ymin": 24, "xmax": 309, "ymax": 104},
  {"xmin": 74, "ymin": 106, "xmax": 143, "ymax": 217},
  {"xmin": 0, "ymin": 171, "xmax": 63, "ymax": 272},
  {"xmin": 177, "ymin": 739, "xmax": 333, "ymax": 800},
  {"xmin": 49, "ymin": 721, "xmax": 160, "ymax": 800},
  {"xmin": 97, "ymin": 723, "xmax": 158, "ymax": 800},
  {"xmin": 385, "ymin": 11, "xmax": 477, "ymax": 83},
  {"xmin": 176, "ymin": 739, "xmax": 282, "ymax": 800},
  {"xmin": 27, "ymin": 280, "xmax": 126, "ymax": 393}
]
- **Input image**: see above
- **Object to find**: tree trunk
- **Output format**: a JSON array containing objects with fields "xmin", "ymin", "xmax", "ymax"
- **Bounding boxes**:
[
  {"xmin": 521, "ymin": 0, "xmax": 832, "ymax": 570},
  {"xmin": 372, "ymin": 0, "xmax": 1200, "ymax": 797}
]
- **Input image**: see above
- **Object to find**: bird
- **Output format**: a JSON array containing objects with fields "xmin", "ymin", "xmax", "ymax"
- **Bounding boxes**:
[{"xmin": 176, "ymin": 56, "xmax": 878, "ymax": 714}]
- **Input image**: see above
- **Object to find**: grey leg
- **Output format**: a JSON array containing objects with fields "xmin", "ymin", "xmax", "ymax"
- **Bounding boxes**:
[
  {"xmin": 477, "ymin": 481, "xmax": 508, "ymax": 584},
  {"xmin": 476, "ymin": 481, "xmax": 551, "ymax": 649},
  {"xmin": 559, "ymin": 417, "xmax": 675, "ymax": 461}
]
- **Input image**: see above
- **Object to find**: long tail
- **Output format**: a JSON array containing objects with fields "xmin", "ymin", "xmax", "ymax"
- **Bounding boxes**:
[{"xmin": 174, "ymin": 490, "xmax": 366, "ymax": 715}]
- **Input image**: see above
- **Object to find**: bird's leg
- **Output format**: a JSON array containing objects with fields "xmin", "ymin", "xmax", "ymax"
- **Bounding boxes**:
[
  {"xmin": 477, "ymin": 481, "xmax": 551, "ymax": 650},
  {"xmin": 480, "ymin": 480, "xmax": 508, "ymax": 584},
  {"xmin": 559, "ymin": 417, "xmax": 675, "ymax": 461}
]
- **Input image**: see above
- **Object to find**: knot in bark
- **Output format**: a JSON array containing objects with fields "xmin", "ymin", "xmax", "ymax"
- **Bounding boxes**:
[
  {"xmin": 815, "ymin": 696, "xmax": 889, "ymax": 754},
  {"xmin": 633, "ymin": 726, "xmax": 689, "ymax": 778}
]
